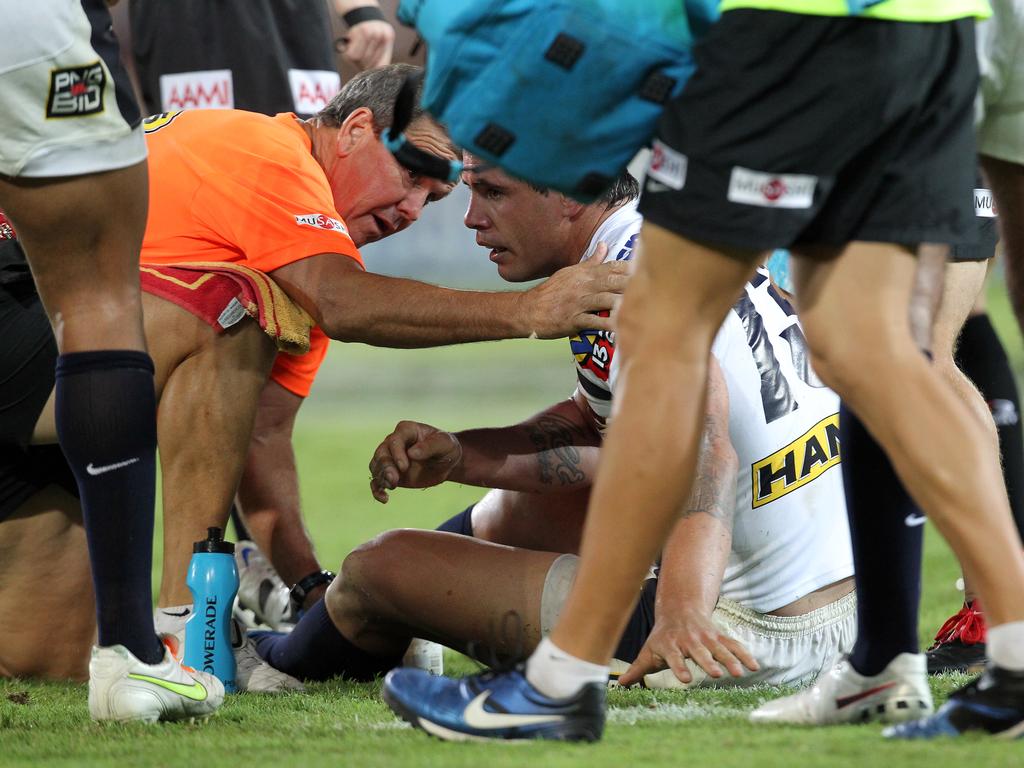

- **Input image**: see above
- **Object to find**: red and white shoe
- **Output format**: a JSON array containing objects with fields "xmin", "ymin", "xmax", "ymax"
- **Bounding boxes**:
[
  {"xmin": 749, "ymin": 653, "xmax": 933, "ymax": 726},
  {"xmin": 926, "ymin": 599, "xmax": 987, "ymax": 674}
]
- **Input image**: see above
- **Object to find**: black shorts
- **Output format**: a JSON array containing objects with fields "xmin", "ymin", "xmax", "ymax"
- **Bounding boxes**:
[
  {"xmin": 639, "ymin": 11, "xmax": 978, "ymax": 252},
  {"xmin": 951, "ymin": 183, "xmax": 1000, "ymax": 262},
  {"xmin": 130, "ymin": 0, "xmax": 336, "ymax": 116},
  {"xmin": 0, "ymin": 254, "xmax": 77, "ymax": 522},
  {"xmin": 614, "ymin": 576, "xmax": 658, "ymax": 663}
]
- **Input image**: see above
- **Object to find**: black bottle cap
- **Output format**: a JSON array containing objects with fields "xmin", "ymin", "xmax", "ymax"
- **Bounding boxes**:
[{"xmin": 192, "ymin": 526, "xmax": 235, "ymax": 554}]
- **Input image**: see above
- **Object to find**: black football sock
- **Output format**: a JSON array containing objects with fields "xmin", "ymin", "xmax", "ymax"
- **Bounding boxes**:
[
  {"xmin": 55, "ymin": 350, "xmax": 163, "ymax": 664},
  {"xmin": 436, "ymin": 504, "xmax": 475, "ymax": 536},
  {"xmin": 840, "ymin": 402, "xmax": 924, "ymax": 677},
  {"xmin": 955, "ymin": 312, "xmax": 1024, "ymax": 539},
  {"xmin": 251, "ymin": 598, "xmax": 401, "ymax": 681}
]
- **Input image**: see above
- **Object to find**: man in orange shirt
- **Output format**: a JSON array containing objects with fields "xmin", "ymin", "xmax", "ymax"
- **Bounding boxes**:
[{"xmin": 0, "ymin": 64, "xmax": 626, "ymax": 685}]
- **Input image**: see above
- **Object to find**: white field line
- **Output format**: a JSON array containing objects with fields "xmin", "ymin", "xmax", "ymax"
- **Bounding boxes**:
[{"xmin": 608, "ymin": 702, "xmax": 749, "ymax": 724}]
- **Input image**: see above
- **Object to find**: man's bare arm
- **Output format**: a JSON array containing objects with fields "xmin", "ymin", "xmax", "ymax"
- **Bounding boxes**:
[
  {"xmin": 619, "ymin": 358, "xmax": 759, "ymax": 686},
  {"xmin": 369, "ymin": 392, "xmax": 602, "ymax": 502},
  {"xmin": 270, "ymin": 248, "xmax": 627, "ymax": 347},
  {"xmin": 453, "ymin": 392, "xmax": 602, "ymax": 490},
  {"xmin": 235, "ymin": 381, "xmax": 326, "ymax": 607}
]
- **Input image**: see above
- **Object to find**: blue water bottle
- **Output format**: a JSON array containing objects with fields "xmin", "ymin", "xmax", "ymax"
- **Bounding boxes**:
[{"xmin": 184, "ymin": 527, "xmax": 239, "ymax": 692}]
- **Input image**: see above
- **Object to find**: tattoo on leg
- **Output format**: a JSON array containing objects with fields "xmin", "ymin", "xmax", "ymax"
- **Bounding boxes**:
[{"xmin": 528, "ymin": 414, "xmax": 587, "ymax": 486}]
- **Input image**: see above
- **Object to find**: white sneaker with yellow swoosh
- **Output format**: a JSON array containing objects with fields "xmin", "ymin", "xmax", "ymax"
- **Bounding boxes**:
[{"xmin": 88, "ymin": 641, "xmax": 225, "ymax": 723}]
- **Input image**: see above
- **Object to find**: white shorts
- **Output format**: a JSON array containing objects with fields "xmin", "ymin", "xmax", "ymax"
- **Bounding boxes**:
[
  {"xmin": 0, "ymin": 0, "xmax": 147, "ymax": 178},
  {"xmin": 976, "ymin": 0, "xmax": 1024, "ymax": 164},
  {"xmin": 540, "ymin": 553, "xmax": 856, "ymax": 689},
  {"xmin": 611, "ymin": 591, "xmax": 857, "ymax": 690}
]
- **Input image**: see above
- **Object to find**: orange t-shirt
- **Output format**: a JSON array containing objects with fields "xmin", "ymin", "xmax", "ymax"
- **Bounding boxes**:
[{"xmin": 140, "ymin": 109, "xmax": 362, "ymax": 396}]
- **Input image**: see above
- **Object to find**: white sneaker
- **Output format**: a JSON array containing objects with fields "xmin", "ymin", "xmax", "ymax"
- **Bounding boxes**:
[
  {"xmin": 231, "ymin": 619, "xmax": 305, "ymax": 693},
  {"xmin": 235, "ymin": 540, "xmax": 295, "ymax": 631},
  {"xmin": 89, "ymin": 641, "xmax": 224, "ymax": 723},
  {"xmin": 749, "ymin": 653, "xmax": 933, "ymax": 726}
]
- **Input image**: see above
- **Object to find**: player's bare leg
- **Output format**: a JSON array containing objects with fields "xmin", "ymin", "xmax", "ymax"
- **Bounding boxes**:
[
  {"xmin": 471, "ymin": 487, "xmax": 590, "ymax": 553},
  {"xmin": 0, "ymin": 165, "xmax": 148, "ymax": 353},
  {"xmin": 250, "ymin": 529, "xmax": 560, "ymax": 682},
  {"xmin": 0, "ymin": 165, "xmax": 178, "ymax": 684},
  {"xmin": 548, "ymin": 223, "xmax": 757, "ymax": 666},
  {"xmin": 984, "ymin": 155, "xmax": 1024, "ymax": 337},
  {"xmin": 155, "ymin": 305, "xmax": 277, "ymax": 609},
  {"xmin": 329, "ymin": 529, "xmax": 559, "ymax": 660},
  {"xmin": 932, "ymin": 260, "xmax": 1001, "ymax": 442},
  {"xmin": 792, "ymin": 244, "xmax": 1024, "ymax": 627},
  {"xmin": 0, "ymin": 486, "xmax": 94, "ymax": 681}
]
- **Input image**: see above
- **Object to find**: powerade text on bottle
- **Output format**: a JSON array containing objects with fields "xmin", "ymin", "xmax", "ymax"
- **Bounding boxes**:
[{"xmin": 184, "ymin": 527, "xmax": 238, "ymax": 692}]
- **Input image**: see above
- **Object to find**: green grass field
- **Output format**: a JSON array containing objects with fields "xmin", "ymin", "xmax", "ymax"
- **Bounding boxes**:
[{"xmin": 2, "ymin": 279, "xmax": 1024, "ymax": 766}]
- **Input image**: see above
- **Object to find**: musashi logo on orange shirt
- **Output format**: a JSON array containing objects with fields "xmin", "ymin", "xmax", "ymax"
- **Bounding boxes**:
[{"xmin": 294, "ymin": 214, "xmax": 347, "ymax": 233}]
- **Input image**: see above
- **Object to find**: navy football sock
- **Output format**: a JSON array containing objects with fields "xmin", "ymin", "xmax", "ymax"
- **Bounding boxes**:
[
  {"xmin": 840, "ymin": 402, "xmax": 923, "ymax": 677},
  {"xmin": 55, "ymin": 350, "xmax": 163, "ymax": 664},
  {"xmin": 436, "ymin": 504, "xmax": 475, "ymax": 536},
  {"xmin": 955, "ymin": 312, "xmax": 1024, "ymax": 539},
  {"xmin": 251, "ymin": 602, "xmax": 399, "ymax": 684},
  {"xmin": 251, "ymin": 599, "xmax": 400, "ymax": 681}
]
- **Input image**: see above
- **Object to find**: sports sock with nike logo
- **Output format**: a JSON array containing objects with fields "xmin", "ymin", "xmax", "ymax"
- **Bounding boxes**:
[
  {"xmin": 56, "ymin": 350, "xmax": 163, "ymax": 664},
  {"xmin": 839, "ymin": 402, "xmax": 924, "ymax": 677}
]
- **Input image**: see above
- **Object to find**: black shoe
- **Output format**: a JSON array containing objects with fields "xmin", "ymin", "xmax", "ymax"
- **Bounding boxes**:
[
  {"xmin": 885, "ymin": 665, "xmax": 1024, "ymax": 739},
  {"xmin": 926, "ymin": 600, "xmax": 987, "ymax": 674},
  {"xmin": 927, "ymin": 639, "xmax": 987, "ymax": 674}
]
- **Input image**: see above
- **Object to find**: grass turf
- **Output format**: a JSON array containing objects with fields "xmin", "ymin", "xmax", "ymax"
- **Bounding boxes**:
[{"xmin": 3, "ymin": 277, "xmax": 1024, "ymax": 766}]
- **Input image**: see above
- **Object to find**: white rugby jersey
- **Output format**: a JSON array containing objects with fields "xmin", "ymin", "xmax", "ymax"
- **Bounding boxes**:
[
  {"xmin": 711, "ymin": 271, "xmax": 852, "ymax": 612},
  {"xmin": 595, "ymin": 261, "xmax": 853, "ymax": 613},
  {"xmin": 568, "ymin": 202, "xmax": 643, "ymax": 423}
]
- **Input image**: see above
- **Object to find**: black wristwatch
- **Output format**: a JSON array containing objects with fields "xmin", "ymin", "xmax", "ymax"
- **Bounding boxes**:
[
  {"xmin": 290, "ymin": 569, "xmax": 336, "ymax": 609},
  {"xmin": 342, "ymin": 5, "xmax": 386, "ymax": 27}
]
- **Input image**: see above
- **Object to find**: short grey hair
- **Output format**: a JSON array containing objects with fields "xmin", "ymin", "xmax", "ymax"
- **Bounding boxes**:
[{"xmin": 315, "ymin": 63, "xmax": 424, "ymax": 133}]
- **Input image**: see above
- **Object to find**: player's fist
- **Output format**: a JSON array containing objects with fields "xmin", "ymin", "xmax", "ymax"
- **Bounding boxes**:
[{"xmin": 369, "ymin": 420, "xmax": 462, "ymax": 503}]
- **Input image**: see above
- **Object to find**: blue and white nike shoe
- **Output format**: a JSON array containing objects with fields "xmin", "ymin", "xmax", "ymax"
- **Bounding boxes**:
[
  {"xmin": 884, "ymin": 665, "xmax": 1024, "ymax": 739},
  {"xmin": 382, "ymin": 666, "xmax": 606, "ymax": 742}
]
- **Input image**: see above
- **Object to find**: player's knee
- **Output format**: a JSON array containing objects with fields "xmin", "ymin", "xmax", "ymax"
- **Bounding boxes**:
[
  {"xmin": 332, "ymin": 529, "xmax": 420, "ymax": 625},
  {"xmin": 800, "ymin": 315, "xmax": 884, "ymax": 395}
]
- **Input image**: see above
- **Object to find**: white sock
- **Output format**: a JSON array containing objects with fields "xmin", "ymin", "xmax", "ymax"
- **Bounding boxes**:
[
  {"xmin": 525, "ymin": 637, "xmax": 609, "ymax": 699},
  {"xmin": 154, "ymin": 604, "xmax": 193, "ymax": 639},
  {"xmin": 987, "ymin": 621, "xmax": 1024, "ymax": 671}
]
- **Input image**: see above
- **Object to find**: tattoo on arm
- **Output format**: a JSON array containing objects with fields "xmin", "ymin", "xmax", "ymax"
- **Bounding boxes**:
[
  {"xmin": 681, "ymin": 365, "xmax": 737, "ymax": 524},
  {"xmin": 681, "ymin": 427, "xmax": 735, "ymax": 524},
  {"xmin": 527, "ymin": 413, "xmax": 588, "ymax": 486}
]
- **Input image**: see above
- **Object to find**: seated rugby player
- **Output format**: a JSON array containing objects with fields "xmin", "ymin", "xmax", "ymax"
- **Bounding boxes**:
[{"xmin": 251, "ymin": 159, "xmax": 858, "ymax": 704}]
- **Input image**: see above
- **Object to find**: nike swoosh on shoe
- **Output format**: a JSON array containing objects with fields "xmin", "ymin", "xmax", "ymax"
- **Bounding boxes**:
[
  {"xmin": 127, "ymin": 673, "xmax": 208, "ymax": 701},
  {"xmin": 835, "ymin": 682, "xmax": 897, "ymax": 709},
  {"xmin": 462, "ymin": 692, "xmax": 565, "ymax": 729}
]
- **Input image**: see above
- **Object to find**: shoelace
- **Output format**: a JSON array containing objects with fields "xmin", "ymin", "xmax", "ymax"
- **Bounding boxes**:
[{"xmin": 929, "ymin": 600, "xmax": 986, "ymax": 649}]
